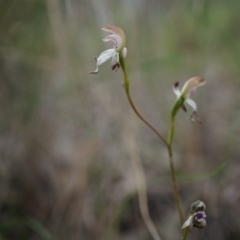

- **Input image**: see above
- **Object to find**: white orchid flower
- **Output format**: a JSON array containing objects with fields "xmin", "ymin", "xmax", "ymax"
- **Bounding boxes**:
[
  {"xmin": 173, "ymin": 76, "xmax": 206, "ymax": 123},
  {"xmin": 90, "ymin": 25, "xmax": 127, "ymax": 74}
]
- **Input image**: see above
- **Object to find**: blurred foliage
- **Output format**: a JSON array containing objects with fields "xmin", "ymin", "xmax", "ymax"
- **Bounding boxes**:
[{"xmin": 0, "ymin": 0, "xmax": 240, "ymax": 239}]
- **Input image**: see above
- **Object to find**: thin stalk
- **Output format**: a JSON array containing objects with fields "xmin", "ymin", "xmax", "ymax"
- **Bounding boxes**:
[
  {"xmin": 182, "ymin": 228, "xmax": 190, "ymax": 240},
  {"xmin": 167, "ymin": 108, "xmax": 184, "ymax": 225},
  {"xmin": 119, "ymin": 54, "xmax": 168, "ymax": 147},
  {"xmin": 126, "ymin": 94, "xmax": 168, "ymax": 147},
  {"xmin": 167, "ymin": 144, "xmax": 184, "ymax": 225},
  {"xmin": 119, "ymin": 53, "xmax": 184, "ymax": 226}
]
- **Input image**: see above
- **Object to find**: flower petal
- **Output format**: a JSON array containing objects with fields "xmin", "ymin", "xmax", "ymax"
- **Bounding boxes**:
[
  {"xmin": 185, "ymin": 98, "xmax": 203, "ymax": 123},
  {"xmin": 103, "ymin": 34, "xmax": 123, "ymax": 51},
  {"xmin": 181, "ymin": 76, "xmax": 206, "ymax": 98},
  {"xmin": 194, "ymin": 211, "xmax": 207, "ymax": 223},
  {"xmin": 182, "ymin": 215, "xmax": 194, "ymax": 231},
  {"xmin": 90, "ymin": 49, "xmax": 115, "ymax": 74},
  {"xmin": 111, "ymin": 52, "xmax": 120, "ymax": 71},
  {"xmin": 190, "ymin": 111, "xmax": 202, "ymax": 124},
  {"xmin": 173, "ymin": 82, "xmax": 181, "ymax": 98},
  {"xmin": 102, "ymin": 25, "xmax": 126, "ymax": 51},
  {"xmin": 185, "ymin": 98, "xmax": 197, "ymax": 111},
  {"xmin": 97, "ymin": 49, "xmax": 115, "ymax": 65},
  {"xmin": 121, "ymin": 47, "xmax": 127, "ymax": 58}
]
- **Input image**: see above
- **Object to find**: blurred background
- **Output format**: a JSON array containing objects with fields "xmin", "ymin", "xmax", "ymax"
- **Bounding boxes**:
[{"xmin": 0, "ymin": 0, "xmax": 240, "ymax": 239}]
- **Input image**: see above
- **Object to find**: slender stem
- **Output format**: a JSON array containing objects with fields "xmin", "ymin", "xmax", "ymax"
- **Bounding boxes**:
[
  {"xmin": 182, "ymin": 228, "xmax": 190, "ymax": 240},
  {"xmin": 119, "ymin": 54, "xmax": 168, "ymax": 147},
  {"xmin": 119, "ymin": 54, "xmax": 163, "ymax": 240},
  {"xmin": 168, "ymin": 115, "xmax": 175, "ymax": 145},
  {"xmin": 167, "ymin": 111, "xmax": 184, "ymax": 225},
  {"xmin": 126, "ymin": 94, "xmax": 168, "ymax": 147},
  {"xmin": 167, "ymin": 144, "xmax": 184, "ymax": 225},
  {"xmin": 119, "ymin": 53, "xmax": 184, "ymax": 226},
  {"xmin": 167, "ymin": 97, "xmax": 184, "ymax": 145}
]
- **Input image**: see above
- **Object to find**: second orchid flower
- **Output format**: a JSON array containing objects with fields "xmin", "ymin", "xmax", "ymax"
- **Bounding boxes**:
[{"xmin": 173, "ymin": 76, "xmax": 206, "ymax": 123}]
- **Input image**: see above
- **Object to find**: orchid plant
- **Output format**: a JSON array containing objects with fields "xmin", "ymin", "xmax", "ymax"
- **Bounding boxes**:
[{"xmin": 90, "ymin": 25, "xmax": 207, "ymax": 240}]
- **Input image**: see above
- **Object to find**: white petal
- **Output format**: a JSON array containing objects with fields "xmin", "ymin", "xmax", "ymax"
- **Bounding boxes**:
[
  {"xmin": 90, "ymin": 49, "xmax": 115, "ymax": 74},
  {"xmin": 111, "ymin": 52, "xmax": 119, "ymax": 66},
  {"xmin": 90, "ymin": 66, "xmax": 99, "ymax": 74},
  {"xmin": 186, "ymin": 98, "xmax": 197, "ymax": 111},
  {"xmin": 110, "ymin": 52, "xmax": 120, "ymax": 71},
  {"xmin": 97, "ymin": 49, "xmax": 115, "ymax": 65},
  {"xmin": 182, "ymin": 216, "xmax": 193, "ymax": 230},
  {"xmin": 173, "ymin": 82, "xmax": 181, "ymax": 98}
]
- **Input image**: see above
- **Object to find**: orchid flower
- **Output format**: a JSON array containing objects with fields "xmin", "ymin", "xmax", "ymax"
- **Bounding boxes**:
[
  {"xmin": 182, "ymin": 211, "xmax": 207, "ymax": 231},
  {"xmin": 90, "ymin": 25, "xmax": 127, "ymax": 74},
  {"xmin": 173, "ymin": 76, "xmax": 206, "ymax": 123},
  {"xmin": 182, "ymin": 200, "xmax": 207, "ymax": 233}
]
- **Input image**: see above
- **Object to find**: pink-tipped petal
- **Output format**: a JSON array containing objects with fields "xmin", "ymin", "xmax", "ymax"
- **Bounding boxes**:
[
  {"xmin": 102, "ymin": 25, "xmax": 125, "ymax": 40},
  {"xmin": 102, "ymin": 34, "xmax": 122, "ymax": 50},
  {"xmin": 182, "ymin": 76, "xmax": 206, "ymax": 98},
  {"xmin": 102, "ymin": 25, "xmax": 126, "ymax": 51}
]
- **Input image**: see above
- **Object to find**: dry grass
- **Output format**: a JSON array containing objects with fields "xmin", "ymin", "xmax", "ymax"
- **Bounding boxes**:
[{"xmin": 0, "ymin": 0, "xmax": 240, "ymax": 239}]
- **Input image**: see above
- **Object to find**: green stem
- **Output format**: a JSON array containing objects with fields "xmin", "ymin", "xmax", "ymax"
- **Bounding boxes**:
[
  {"xmin": 126, "ymin": 94, "xmax": 168, "ymax": 146},
  {"xmin": 119, "ymin": 54, "xmax": 168, "ymax": 147},
  {"xmin": 119, "ymin": 53, "xmax": 184, "ymax": 226},
  {"xmin": 167, "ymin": 103, "xmax": 185, "ymax": 225},
  {"xmin": 182, "ymin": 228, "xmax": 190, "ymax": 240},
  {"xmin": 167, "ymin": 143, "xmax": 184, "ymax": 225},
  {"xmin": 167, "ymin": 97, "xmax": 185, "ymax": 145}
]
